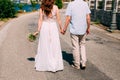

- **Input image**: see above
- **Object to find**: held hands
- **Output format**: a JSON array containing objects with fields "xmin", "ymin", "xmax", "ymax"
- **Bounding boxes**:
[{"xmin": 60, "ymin": 28, "xmax": 66, "ymax": 35}]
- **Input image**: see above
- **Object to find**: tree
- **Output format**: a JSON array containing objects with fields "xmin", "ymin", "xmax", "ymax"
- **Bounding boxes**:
[
  {"xmin": 0, "ymin": 0, "xmax": 16, "ymax": 18},
  {"xmin": 98, "ymin": 1, "xmax": 103, "ymax": 9},
  {"xmin": 55, "ymin": 0, "xmax": 63, "ymax": 9}
]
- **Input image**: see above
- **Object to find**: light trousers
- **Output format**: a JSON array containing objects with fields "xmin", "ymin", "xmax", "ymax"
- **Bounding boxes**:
[{"xmin": 70, "ymin": 34, "xmax": 87, "ymax": 67}]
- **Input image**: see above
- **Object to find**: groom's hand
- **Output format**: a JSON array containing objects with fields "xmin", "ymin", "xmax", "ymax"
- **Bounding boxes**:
[{"xmin": 61, "ymin": 28, "xmax": 66, "ymax": 35}]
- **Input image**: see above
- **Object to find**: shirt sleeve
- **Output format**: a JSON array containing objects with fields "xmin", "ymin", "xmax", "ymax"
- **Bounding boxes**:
[
  {"xmin": 65, "ymin": 3, "xmax": 72, "ymax": 16},
  {"xmin": 85, "ymin": 3, "xmax": 91, "ymax": 14}
]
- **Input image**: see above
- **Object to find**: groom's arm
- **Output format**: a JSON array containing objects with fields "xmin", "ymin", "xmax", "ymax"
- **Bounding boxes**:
[
  {"xmin": 63, "ymin": 16, "xmax": 71, "ymax": 33},
  {"xmin": 63, "ymin": 3, "xmax": 71, "ymax": 34},
  {"xmin": 86, "ymin": 14, "xmax": 91, "ymax": 34}
]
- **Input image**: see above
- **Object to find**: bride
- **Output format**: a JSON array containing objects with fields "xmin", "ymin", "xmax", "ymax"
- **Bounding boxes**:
[{"xmin": 34, "ymin": 0, "xmax": 64, "ymax": 72}]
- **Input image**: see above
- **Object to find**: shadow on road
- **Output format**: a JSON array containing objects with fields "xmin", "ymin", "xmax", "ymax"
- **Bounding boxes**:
[
  {"xmin": 62, "ymin": 51, "xmax": 74, "ymax": 65},
  {"xmin": 27, "ymin": 57, "xmax": 35, "ymax": 61}
]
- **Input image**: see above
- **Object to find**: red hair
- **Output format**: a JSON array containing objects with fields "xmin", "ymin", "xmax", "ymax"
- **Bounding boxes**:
[{"xmin": 41, "ymin": 0, "xmax": 54, "ymax": 16}]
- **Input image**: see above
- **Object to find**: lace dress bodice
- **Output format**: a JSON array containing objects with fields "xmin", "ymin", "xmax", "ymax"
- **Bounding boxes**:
[{"xmin": 42, "ymin": 8, "xmax": 57, "ymax": 22}]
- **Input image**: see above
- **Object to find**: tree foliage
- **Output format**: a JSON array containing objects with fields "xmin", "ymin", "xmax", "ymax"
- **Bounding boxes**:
[
  {"xmin": 0, "ymin": 0, "xmax": 16, "ymax": 18},
  {"xmin": 55, "ymin": 0, "xmax": 63, "ymax": 9}
]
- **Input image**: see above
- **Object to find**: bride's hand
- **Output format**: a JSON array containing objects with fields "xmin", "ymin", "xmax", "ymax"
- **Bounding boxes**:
[
  {"xmin": 33, "ymin": 31, "xmax": 39, "ymax": 36},
  {"xmin": 60, "ymin": 28, "xmax": 64, "ymax": 34}
]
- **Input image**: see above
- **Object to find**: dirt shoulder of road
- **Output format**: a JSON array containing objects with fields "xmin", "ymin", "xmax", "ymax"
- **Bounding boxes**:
[
  {"xmin": 0, "ymin": 21, "xmax": 5, "ymax": 27},
  {"xmin": 0, "ymin": 20, "xmax": 9, "ymax": 31}
]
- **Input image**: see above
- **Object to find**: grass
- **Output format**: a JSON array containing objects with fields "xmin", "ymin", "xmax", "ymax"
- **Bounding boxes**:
[
  {"xmin": 0, "ymin": 18, "xmax": 10, "ymax": 22},
  {"xmin": 94, "ymin": 19, "xmax": 100, "ymax": 24}
]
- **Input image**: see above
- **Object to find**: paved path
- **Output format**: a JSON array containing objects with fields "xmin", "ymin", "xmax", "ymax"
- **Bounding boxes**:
[{"xmin": 0, "ymin": 10, "xmax": 120, "ymax": 80}]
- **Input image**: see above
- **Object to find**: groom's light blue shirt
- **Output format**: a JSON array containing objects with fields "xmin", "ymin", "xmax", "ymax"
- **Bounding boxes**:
[{"xmin": 66, "ymin": 0, "xmax": 91, "ymax": 35}]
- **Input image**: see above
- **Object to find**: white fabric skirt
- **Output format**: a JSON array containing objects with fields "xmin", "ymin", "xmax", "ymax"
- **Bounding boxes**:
[{"xmin": 35, "ymin": 21, "xmax": 64, "ymax": 72}]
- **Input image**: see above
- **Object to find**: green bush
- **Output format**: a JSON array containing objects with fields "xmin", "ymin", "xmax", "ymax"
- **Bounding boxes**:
[
  {"xmin": 17, "ymin": 3, "xmax": 25, "ymax": 10},
  {"xmin": 0, "ymin": 0, "xmax": 16, "ymax": 18},
  {"xmin": 55, "ymin": 0, "xmax": 63, "ymax": 9}
]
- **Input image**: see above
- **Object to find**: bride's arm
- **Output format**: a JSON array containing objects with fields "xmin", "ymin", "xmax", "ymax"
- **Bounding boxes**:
[
  {"xmin": 56, "ymin": 6, "xmax": 63, "ymax": 32},
  {"xmin": 34, "ymin": 8, "xmax": 43, "ymax": 35}
]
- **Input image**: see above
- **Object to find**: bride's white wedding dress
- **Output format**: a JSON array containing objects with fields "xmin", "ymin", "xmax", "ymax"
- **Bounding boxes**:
[{"xmin": 35, "ymin": 5, "xmax": 64, "ymax": 72}]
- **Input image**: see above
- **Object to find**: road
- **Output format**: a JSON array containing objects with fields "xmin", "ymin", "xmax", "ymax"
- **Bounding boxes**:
[{"xmin": 0, "ymin": 10, "xmax": 120, "ymax": 80}]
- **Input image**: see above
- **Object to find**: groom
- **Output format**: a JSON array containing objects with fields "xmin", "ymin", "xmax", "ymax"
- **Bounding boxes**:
[{"xmin": 62, "ymin": 0, "xmax": 91, "ymax": 70}]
